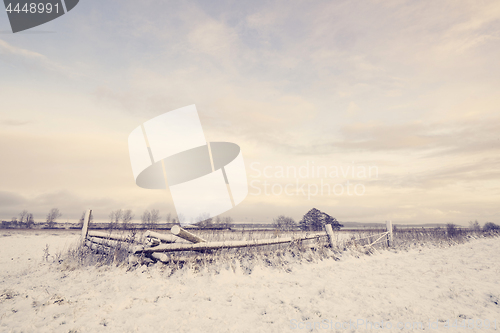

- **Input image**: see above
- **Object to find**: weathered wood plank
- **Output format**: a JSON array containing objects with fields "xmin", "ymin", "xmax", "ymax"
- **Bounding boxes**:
[
  {"xmin": 144, "ymin": 230, "xmax": 182, "ymax": 243},
  {"xmin": 87, "ymin": 230, "xmax": 136, "ymax": 243},
  {"xmin": 171, "ymin": 225, "xmax": 206, "ymax": 243},
  {"xmin": 134, "ymin": 232, "xmax": 327, "ymax": 254},
  {"xmin": 88, "ymin": 236, "xmax": 130, "ymax": 249}
]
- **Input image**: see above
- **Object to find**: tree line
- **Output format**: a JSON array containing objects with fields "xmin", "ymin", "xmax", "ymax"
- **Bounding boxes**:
[
  {"xmin": 105, "ymin": 209, "xmax": 181, "ymax": 229},
  {"xmin": 1, "ymin": 207, "xmax": 344, "ymax": 231},
  {"xmin": 0, "ymin": 208, "xmax": 236, "ymax": 230},
  {"xmin": 1, "ymin": 208, "xmax": 62, "ymax": 229},
  {"xmin": 5, "ymin": 207, "xmax": 498, "ymax": 232}
]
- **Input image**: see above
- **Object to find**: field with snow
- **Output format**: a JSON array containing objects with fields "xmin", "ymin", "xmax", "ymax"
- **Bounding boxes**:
[{"xmin": 1, "ymin": 230, "xmax": 499, "ymax": 332}]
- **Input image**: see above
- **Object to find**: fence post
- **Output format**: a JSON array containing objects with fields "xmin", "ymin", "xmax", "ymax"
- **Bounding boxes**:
[
  {"xmin": 325, "ymin": 224, "xmax": 335, "ymax": 248},
  {"xmin": 81, "ymin": 209, "xmax": 92, "ymax": 244},
  {"xmin": 386, "ymin": 220, "xmax": 393, "ymax": 247}
]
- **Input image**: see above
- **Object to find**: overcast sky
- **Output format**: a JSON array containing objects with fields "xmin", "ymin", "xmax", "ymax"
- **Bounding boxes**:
[{"xmin": 1, "ymin": 0, "xmax": 499, "ymax": 225}]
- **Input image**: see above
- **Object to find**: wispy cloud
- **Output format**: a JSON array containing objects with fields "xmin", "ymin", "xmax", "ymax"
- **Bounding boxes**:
[
  {"xmin": 0, "ymin": 39, "xmax": 82, "ymax": 78},
  {"xmin": 2, "ymin": 119, "xmax": 33, "ymax": 126},
  {"xmin": 260, "ymin": 117, "xmax": 500, "ymax": 157}
]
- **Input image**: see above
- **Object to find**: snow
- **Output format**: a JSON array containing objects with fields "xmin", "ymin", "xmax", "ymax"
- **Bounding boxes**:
[{"xmin": 0, "ymin": 230, "xmax": 499, "ymax": 332}]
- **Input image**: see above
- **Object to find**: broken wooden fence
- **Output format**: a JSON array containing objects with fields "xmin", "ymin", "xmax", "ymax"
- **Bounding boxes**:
[
  {"xmin": 80, "ymin": 209, "xmax": 394, "ymax": 261},
  {"xmin": 346, "ymin": 221, "xmax": 394, "ymax": 254}
]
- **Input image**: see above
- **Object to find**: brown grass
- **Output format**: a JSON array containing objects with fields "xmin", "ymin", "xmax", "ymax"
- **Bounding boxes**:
[{"xmin": 56, "ymin": 227, "xmax": 499, "ymax": 274}]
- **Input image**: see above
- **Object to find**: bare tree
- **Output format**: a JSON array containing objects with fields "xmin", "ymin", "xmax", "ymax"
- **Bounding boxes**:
[
  {"xmin": 46, "ymin": 208, "xmax": 62, "ymax": 228},
  {"xmin": 108, "ymin": 211, "xmax": 114, "ymax": 228},
  {"xmin": 273, "ymin": 215, "xmax": 297, "ymax": 231},
  {"xmin": 115, "ymin": 209, "xmax": 123, "ymax": 224},
  {"xmin": 109, "ymin": 209, "xmax": 123, "ymax": 229},
  {"xmin": 19, "ymin": 210, "xmax": 28, "ymax": 225},
  {"xmin": 140, "ymin": 209, "xmax": 161, "ymax": 229},
  {"xmin": 167, "ymin": 213, "xmax": 180, "ymax": 226},
  {"xmin": 224, "ymin": 216, "xmax": 233, "ymax": 229},
  {"xmin": 26, "ymin": 213, "xmax": 34, "ymax": 229},
  {"xmin": 469, "ymin": 220, "xmax": 481, "ymax": 232},
  {"xmin": 150, "ymin": 209, "xmax": 160, "ymax": 229},
  {"xmin": 195, "ymin": 213, "xmax": 213, "ymax": 229},
  {"xmin": 215, "ymin": 216, "xmax": 233, "ymax": 229},
  {"xmin": 122, "ymin": 209, "xmax": 134, "ymax": 229},
  {"xmin": 141, "ymin": 210, "xmax": 151, "ymax": 229},
  {"xmin": 17, "ymin": 210, "xmax": 34, "ymax": 229}
]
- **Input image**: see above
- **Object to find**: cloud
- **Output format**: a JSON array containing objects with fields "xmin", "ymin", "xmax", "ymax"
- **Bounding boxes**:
[
  {"xmin": 0, "ymin": 39, "xmax": 46, "ymax": 60},
  {"xmin": 420, "ymin": 157, "xmax": 500, "ymax": 185},
  {"xmin": 0, "ymin": 191, "xmax": 25, "ymax": 208},
  {"xmin": 0, "ymin": 39, "xmax": 81, "ymax": 78},
  {"xmin": 2, "ymin": 119, "xmax": 33, "ymax": 126},
  {"xmin": 187, "ymin": 18, "xmax": 238, "ymax": 58},
  {"xmin": 268, "ymin": 117, "xmax": 500, "ymax": 157}
]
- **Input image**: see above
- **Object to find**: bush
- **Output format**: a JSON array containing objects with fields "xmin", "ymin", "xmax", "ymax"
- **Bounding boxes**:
[
  {"xmin": 273, "ymin": 215, "xmax": 297, "ymax": 231},
  {"xmin": 469, "ymin": 220, "xmax": 481, "ymax": 232},
  {"xmin": 299, "ymin": 208, "xmax": 343, "ymax": 231},
  {"xmin": 446, "ymin": 223, "xmax": 458, "ymax": 237},
  {"xmin": 483, "ymin": 222, "xmax": 500, "ymax": 232}
]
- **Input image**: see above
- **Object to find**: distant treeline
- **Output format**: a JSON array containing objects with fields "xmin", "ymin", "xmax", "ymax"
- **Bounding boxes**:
[
  {"xmin": 2, "ymin": 221, "xmax": 498, "ymax": 232},
  {"xmin": 0, "ymin": 221, "xmax": 276, "ymax": 230}
]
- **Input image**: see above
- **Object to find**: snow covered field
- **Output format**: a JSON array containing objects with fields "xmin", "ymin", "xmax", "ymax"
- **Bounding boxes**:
[{"xmin": 1, "ymin": 230, "xmax": 499, "ymax": 332}]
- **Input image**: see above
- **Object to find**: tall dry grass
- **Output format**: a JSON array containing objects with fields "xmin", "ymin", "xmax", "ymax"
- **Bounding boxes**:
[{"xmin": 55, "ymin": 226, "xmax": 499, "ymax": 275}]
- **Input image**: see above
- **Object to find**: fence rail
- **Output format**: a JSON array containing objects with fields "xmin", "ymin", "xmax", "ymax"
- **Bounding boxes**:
[{"xmin": 80, "ymin": 209, "xmax": 394, "ymax": 261}]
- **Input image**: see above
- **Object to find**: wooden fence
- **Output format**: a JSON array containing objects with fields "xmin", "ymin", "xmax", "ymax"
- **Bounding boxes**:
[{"xmin": 81, "ymin": 209, "xmax": 394, "ymax": 261}]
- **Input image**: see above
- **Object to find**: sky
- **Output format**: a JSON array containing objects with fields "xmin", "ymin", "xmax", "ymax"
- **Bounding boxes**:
[{"xmin": 1, "ymin": 0, "xmax": 499, "ymax": 225}]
